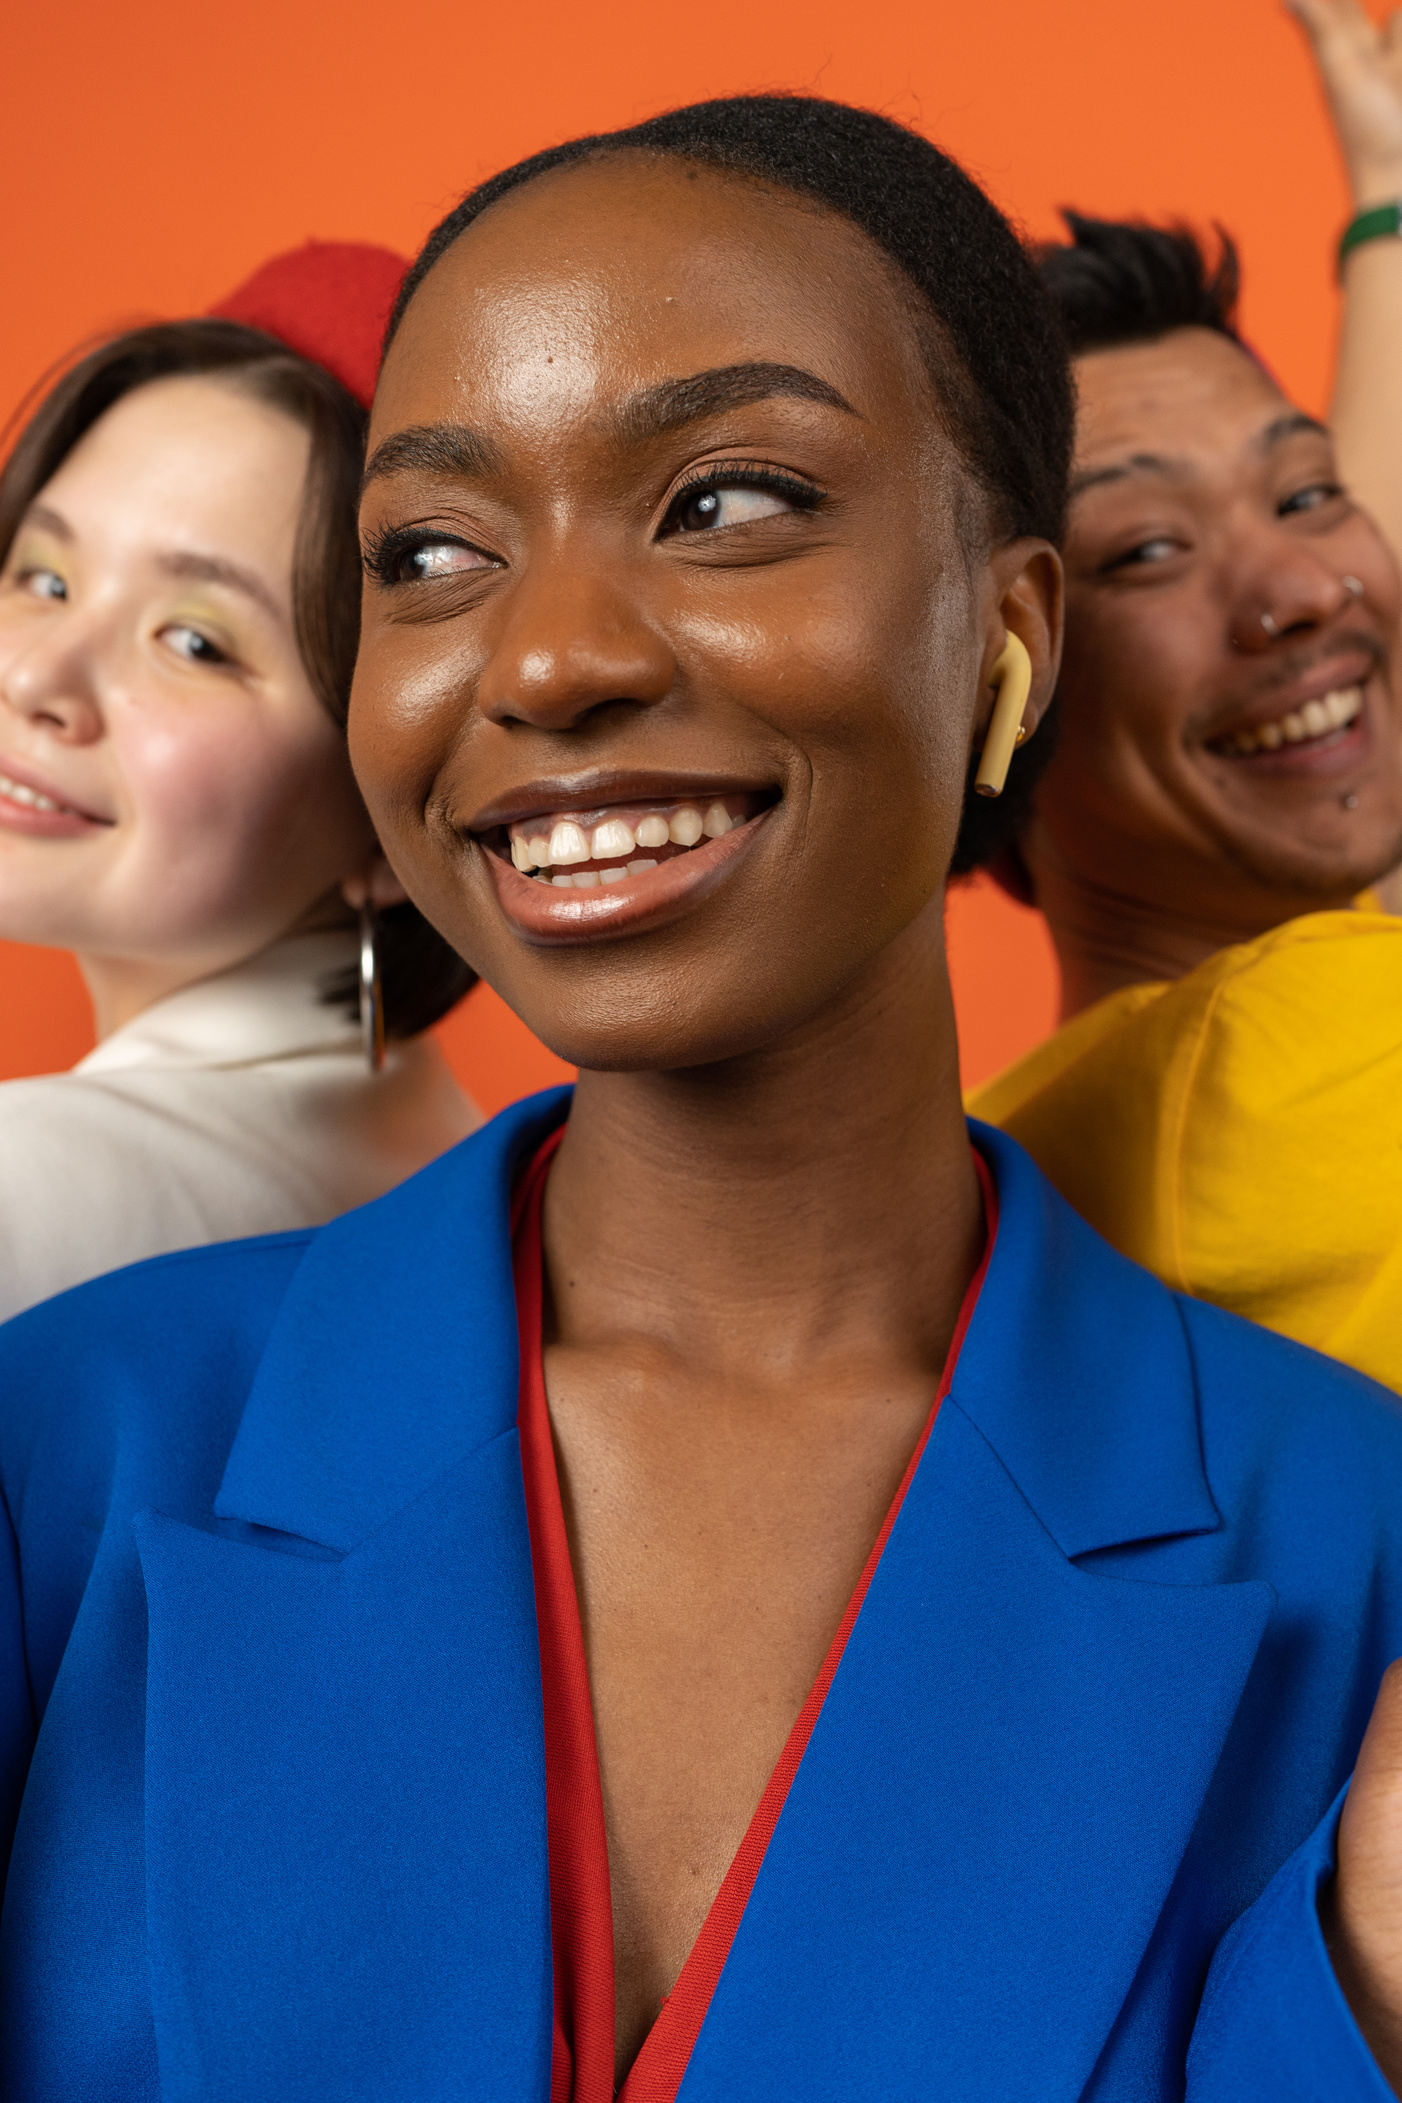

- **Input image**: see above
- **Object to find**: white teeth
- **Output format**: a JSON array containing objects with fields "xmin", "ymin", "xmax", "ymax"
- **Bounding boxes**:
[
  {"xmin": 0, "ymin": 772, "xmax": 63, "ymax": 813},
  {"xmin": 548, "ymin": 820, "xmax": 590, "ymax": 866},
  {"xmin": 1216, "ymin": 685, "xmax": 1363, "ymax": 758},
  {"xmin": 513, "ymin": 798, "xmax": 745, "ymax": 881},
  {"xmin": 591, "ymin": 818, "xmax": 636, "ymax": 860}
]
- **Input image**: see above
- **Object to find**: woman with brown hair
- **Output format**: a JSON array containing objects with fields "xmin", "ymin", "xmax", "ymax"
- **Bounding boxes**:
[{"xmin": 0, "ymin": 245, "xmax": 477, "ymax": 1319}]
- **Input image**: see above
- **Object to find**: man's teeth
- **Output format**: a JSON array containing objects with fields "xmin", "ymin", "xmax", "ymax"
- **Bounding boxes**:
[
  {"xmin": 0, "ymin": 771, "xmax": 67, "ymax": 814},
  {"xmin": 508, "ymin": 800, "xmax": 736, "ymax": 878},
  {"xmin": 1220, "ymin": 686, "xmax": 1363, "ymax": 756}
]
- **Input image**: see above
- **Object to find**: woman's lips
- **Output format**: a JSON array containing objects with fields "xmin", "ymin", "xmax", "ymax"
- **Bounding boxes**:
[
  {"xmin": 0, "ymin": 759, "xmax": 110, "ymax": 839},
  {"xmin": 482, "ymin": 801, "xmax": 772, "ymax": 945}
]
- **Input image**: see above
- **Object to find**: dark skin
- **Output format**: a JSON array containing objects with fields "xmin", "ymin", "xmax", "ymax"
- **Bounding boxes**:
[
  {"xmin": 1024, "ymin": 325, "xmax": 1402, "ymax": 1018},
  {"xmin": 351, "ymin": 153, "xmax": 1058, "ymax": 2082},
  {"xmin": 351, "ymin": 153, "xmax": 1402, "ymax": 2095}
]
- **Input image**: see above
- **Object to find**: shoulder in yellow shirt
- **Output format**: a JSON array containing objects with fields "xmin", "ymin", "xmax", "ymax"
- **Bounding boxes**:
[{"xmin": 967, "ymin": 911, "xmax": 1402, "ymax": 1393}]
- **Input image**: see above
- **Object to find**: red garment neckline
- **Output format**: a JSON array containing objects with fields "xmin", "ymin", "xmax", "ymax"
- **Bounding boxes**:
[{"xmin": 513, "ymin": 1126, "xmax": 997, "ymax": 2103}]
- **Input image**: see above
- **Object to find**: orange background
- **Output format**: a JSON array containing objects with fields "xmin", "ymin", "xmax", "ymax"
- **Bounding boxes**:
[{"xmin": 0, "ymin": 0, "xmax": 1363, "ymax": 1112}]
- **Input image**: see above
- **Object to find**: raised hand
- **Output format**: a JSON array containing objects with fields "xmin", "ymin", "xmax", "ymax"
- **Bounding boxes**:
[
  {"xmin": 1288, "ymin": 0, "xmax": 1402, "ymax": 206},
  {"xmin": 1322, "ymin": 1659, "xmax": 1402, "ymax": 2088}
]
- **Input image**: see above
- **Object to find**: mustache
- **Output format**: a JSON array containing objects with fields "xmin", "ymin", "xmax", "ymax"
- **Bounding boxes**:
[{"xmin": 1247, "ymin": 628, "xmax": 1383, "ymax": 698}]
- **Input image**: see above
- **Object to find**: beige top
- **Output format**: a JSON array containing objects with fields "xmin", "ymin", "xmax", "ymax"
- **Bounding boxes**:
[{"xmin": 0, "ymin": 931, "xmax": 478, "ymax": 1323}]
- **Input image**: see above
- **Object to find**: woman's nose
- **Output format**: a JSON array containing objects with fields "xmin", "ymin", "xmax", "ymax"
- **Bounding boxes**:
[
  {"xmin": 0, "ymin": 620, "xmax": 105, "ymax": 742},
  {"xmin": 475, "ymin": 560, "xmax": 675, "ymax": 732}
]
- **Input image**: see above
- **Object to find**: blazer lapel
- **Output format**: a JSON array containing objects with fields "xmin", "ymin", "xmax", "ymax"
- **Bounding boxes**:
[
  {"xmin": 679, "ymin": 1127, "xmax": 1273, "ymax": 2103},
  {"xmin": 136, "ymin": 1090, "xmax": 571, "ymax": 2103}
]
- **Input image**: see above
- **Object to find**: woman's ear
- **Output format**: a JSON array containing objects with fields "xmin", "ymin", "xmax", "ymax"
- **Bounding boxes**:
[
  {"xmin": 340, "ymin": 850, "xmax": 410, "ymax": 913},
  {"xmin": 977, "ymin": 541, "xmax": 1064, "ymax": 748}
]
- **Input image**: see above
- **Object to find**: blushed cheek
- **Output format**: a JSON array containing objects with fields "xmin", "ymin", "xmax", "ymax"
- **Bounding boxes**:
[{"xmin": 111, "ymin": 706, "xmax": 355, "ymax": 927}]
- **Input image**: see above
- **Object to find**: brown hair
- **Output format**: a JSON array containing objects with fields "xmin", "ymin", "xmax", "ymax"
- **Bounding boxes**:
[{"xmin": 0, "ymin": 319, "xmax": 475, "ymax": 1037}]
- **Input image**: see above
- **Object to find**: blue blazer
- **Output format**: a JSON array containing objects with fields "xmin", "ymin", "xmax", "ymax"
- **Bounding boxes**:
[{"xmin": 0, "ymin": 1089, "xmax": 1400, "ymax": 2100}]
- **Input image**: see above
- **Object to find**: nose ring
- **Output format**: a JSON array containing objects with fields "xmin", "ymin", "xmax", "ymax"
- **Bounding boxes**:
[
  {"xmin": 1260, "ymin": 611, "xmax": 1280, "ymax": 637},
  {"xmin": 1343, "ymin": 574, "xmax": 1364, "ymax": 599}
]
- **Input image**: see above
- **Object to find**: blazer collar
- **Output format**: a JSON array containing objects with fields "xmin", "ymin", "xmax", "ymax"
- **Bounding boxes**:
[
  {"xmin": 214, "ymin": 1095, "xmax": 1219, "ymax": 1564},
  {"xmin": 214, "ymin": 1086, "xmax": 570, "ymax": 1550},
  {"xmin": 960, "ymin": 1121, "xmax": 1221, "ymax": 1558}
]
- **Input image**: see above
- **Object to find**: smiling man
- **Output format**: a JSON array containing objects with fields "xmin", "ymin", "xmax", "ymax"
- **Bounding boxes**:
[{"xmin": 970, "ymin": 214, "xmax": 1402, "ymax": 1392}]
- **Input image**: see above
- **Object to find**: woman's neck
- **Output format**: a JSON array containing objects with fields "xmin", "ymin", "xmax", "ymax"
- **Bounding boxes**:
[
  {"xmin": 542, "ymin": 899, "xmax": 984, "ymax": 1396},
  {"xmin": 74, "ymin": 889, "xmax": 357, "ymax": 1042}
]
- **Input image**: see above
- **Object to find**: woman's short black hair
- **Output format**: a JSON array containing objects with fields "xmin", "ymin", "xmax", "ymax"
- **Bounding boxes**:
[
  {"xmin": 1038, "ymin": 210, "xmax": 1242, "ymax": 357},
  {"xmin": 0, "ymin": 320, "xmax": 475, "ymax": 1037},
  {"xmin": 386, "ymin": 94, "xmax": 1077, "ymax": 875}
]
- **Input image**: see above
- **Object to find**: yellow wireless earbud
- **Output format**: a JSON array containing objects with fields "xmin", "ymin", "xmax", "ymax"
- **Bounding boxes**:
[{"xmin": 974, "ymin": 633, "xmax": 1033, "ymax": 800}]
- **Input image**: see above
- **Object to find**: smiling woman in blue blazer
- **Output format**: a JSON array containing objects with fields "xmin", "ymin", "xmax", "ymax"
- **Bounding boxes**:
[{"xmin": 6, "ymin": 94, "xmax": 1402, "ymax": 2103}]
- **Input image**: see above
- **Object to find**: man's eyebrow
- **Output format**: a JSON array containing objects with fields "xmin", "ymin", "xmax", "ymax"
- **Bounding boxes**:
[
  {"xmin": 1258, "ymin": 411, "xmax": 1330, "ymax": 451},
  {"xmin": 1069, "ymin": 452, "xmax": 1184, "ymax": 499},
  {"xmin": 609, "ymin": 362, "xmax": 859, "ymax": 447},
  {"xmin": 156, "ymin": 551, "xmax": 285, "ymax": 624},
  {"xmin": 1071, "ymin": 414, "xmax": 1333, "ymax": 500},
  {"xmin": 361, "ymin": 424, "xmax": 505, "ymax": 494}
]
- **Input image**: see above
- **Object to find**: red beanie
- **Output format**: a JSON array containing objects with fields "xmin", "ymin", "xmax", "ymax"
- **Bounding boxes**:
[{"xmin": 208, "ymin": 240, "xmax": 408, "ymax": 411}]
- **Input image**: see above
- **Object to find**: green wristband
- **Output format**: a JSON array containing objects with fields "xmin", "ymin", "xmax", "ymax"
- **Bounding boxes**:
[{"xmin": 1339, "ymin": 200, "xmax": 1402, "ymax": 274}]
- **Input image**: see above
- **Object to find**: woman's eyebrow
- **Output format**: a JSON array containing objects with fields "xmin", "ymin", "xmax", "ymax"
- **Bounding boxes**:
[
  {"xmin": 156, "ymin": 551, "xmax": 285, "ymax": 623},
  {"xmin": 607, "ymin": 362, "xmax": 860, "ymax": 445},
  {"xmin": 20, "ymin": 504, "xmax": 73, "ymax": 542},
  {"xmin": 361, "ymin": 364, "xmax": 858, "ymax": 496},
  {"xmin": 362, "ymin": 425, "xmax": 504, "ymax": 493}
]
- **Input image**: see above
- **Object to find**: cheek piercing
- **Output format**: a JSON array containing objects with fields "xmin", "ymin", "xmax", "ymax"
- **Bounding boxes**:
[{"xmin": 1342, "ymin": 793, "xmax": 1359, "ymax": 810}]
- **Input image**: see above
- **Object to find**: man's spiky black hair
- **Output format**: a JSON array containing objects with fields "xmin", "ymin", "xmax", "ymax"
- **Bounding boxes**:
[
  {"xmin": 386, "ymin": 95, "xmax": 1078, "ymax": 874},
  {"xmin": 1038, "ymin": 210, "xmax": 1242, "ymax": 357}
]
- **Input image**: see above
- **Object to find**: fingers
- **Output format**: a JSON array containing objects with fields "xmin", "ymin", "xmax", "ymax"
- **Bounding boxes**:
[
  {"xmin": 1287, "ymin": 0, "xmax": 1378, "ymax": 47},
  {"xmin": 1354, "ymin": 1658, "xmax": 1402, "ymax": 1801},
  {"xmin": 1287, "ymin": 0, "xmax": 1374, "ymax": 27}
]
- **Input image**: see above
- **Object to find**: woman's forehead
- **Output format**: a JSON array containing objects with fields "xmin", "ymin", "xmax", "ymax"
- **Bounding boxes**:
[{"xmin": 373, "ymin": 155, "xmax": 929, "ymax": 435}]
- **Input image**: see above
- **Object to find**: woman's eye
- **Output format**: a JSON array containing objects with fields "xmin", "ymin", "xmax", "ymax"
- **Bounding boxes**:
[
  {"xmin": 668, "ymin": 484, "xmax": 797, "ymax": 535},
  {"xmin": 162, "ymin": 625, "xmax": 229, "ymax": 667},
  {"xmin": 1280, "ymin": 482, "xmax": 1344, "ymax": 518},
  {"xmin": 16, "ymin": 566, "xmax": 67, "ymax": 601},
  {"xmin": 403, "ymin": 541, "xmax": 490, "ymax": 580},
  {"xmin": 364, "ymin": 533, "xmax": 494, "ymax": 585}
]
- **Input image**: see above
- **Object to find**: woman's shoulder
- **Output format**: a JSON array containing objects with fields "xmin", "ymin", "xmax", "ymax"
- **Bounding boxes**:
[{"xmin": 0, "ymin": 1229, "xmax": 316, "ymax": 1445}]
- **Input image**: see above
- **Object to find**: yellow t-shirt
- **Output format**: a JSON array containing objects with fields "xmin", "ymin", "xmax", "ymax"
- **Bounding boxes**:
[{"xmin": 967, "ymin": 911, "xmax": 1402, "ymax": 1394}]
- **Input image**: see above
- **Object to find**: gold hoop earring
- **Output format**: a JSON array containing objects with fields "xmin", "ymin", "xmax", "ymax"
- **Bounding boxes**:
[
  {"xmin": 974, "ymin": 634, "xmax": 1033, "ymax": 799},
  {"xmin": 359, "ymin": 904, "xmax": 386, "ymax": 1073}
]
